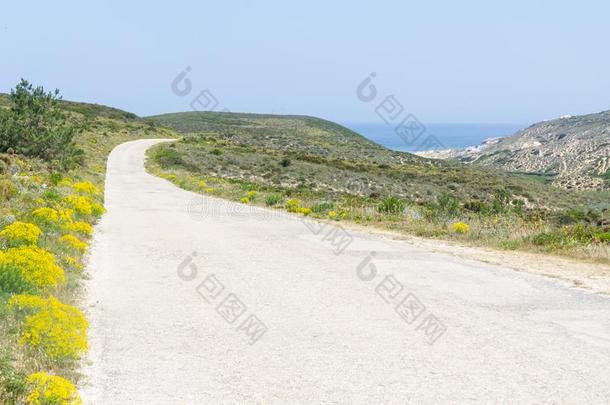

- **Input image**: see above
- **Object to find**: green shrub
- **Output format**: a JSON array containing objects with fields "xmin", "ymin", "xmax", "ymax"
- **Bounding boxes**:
[
  {"xmin": 567, "ymin": 224, "xmax": 595, "ymax": 244},
  {"xmin": 42, "ymin": 188, "xmax": 62, "ymax": 202},
  {"xmin": 0, "ymin": 264, "xmax": 35, "ymax": 294},
  {"xmin": 436, "ymin": 193, "xmax": 461, "ymax": 217},
  {"xmin": 557, "ymin": 208, "xmax": 601, "ymax": 225},
  {"xmin": 377, "ymin": 197, "xmax": 405, "ymax": 215},
  {"xmin": 491, "ymin": 189, "xmax": 511, "ymax": 213},
  {"xmin": 0, "ymin": 80, "xmax": 84, "ymax": 168},
  {"xmin": 594, "ymin": 232, "xmax": 610, "ymax": 243},
  {"xmin": 265, "ymin": 194, "xmax": 281, "ymax": 206},
  {"xmin": 464, "ymin": 200, "xmax": 485, "ymax": 213},
  {"xmin": 312, "ymin": 201, "xmax": 335, "ymax": 214},
  {"xmin": 531, "ymin": 225, "xmax": 596, "ymax": 248},
  {"xmin": 511, "ymin": 199, "xmax": 525, "ymax": 215},
  {"xmin": 49, "ymin": 173, "xmax": 63, "ymax": 185},
  {"xmin": 0, "ymin": 352, "xmax": 27, "ymax": 403},
  {"xmin": 153, "ymin": 146, "xmax": 183, "ymax": 167},
  {"xmin": 531, "ymin": 232, "xmax": 562, "ymax": 247}
]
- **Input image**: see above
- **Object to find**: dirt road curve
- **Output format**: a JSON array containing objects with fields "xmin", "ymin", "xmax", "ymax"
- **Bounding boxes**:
[{"xmin": 81, "ymin": 139, "xmax": 610, "ymax": 404}]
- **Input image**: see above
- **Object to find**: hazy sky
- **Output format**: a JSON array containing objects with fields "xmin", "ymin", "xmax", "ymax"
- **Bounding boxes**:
[{"xmin": 1, "ymin": 0, "xmax": 609, "ymax": 125}]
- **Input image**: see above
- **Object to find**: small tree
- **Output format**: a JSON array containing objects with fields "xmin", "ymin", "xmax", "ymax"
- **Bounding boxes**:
[{"xmin": 0, "ymin": 79, "xmax": 84, "ymax": 168}]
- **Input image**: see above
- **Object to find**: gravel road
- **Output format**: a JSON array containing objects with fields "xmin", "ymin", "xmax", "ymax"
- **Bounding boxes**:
[{"xmin": 81, "ymin": 139, "xmax": 610, "ymax": 404}]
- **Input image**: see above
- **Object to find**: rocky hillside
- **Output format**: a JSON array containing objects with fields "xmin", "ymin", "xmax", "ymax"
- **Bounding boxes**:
[{"xmin": 427, "ymin": 111, "xmax": 610, "ymax": 190}]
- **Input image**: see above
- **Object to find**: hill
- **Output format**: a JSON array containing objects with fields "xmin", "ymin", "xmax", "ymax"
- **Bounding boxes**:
[
  {"xmin": 425, "ymin": 110, "xmax": 610, "ymax": 190},
  {"xmin": 146, "ymin": 111, "xmax": 589, "ymax": 209}
]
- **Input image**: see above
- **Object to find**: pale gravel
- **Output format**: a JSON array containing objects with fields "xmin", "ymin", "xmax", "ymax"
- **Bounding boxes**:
[{"xmin": 80, "ymin": 139, "xmax": 610, "ymax": 404}]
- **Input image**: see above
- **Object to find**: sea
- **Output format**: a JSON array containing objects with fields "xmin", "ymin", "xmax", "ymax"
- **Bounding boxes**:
[{"xmin": 342, "ymin": 123, "xmax": 525, "ymax": 152}]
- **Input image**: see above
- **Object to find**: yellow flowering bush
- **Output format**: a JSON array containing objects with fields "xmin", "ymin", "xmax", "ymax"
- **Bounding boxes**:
[
  {"xmin": 91, "ymin": 202, "xmax": 105, "ymax": 217},
  {"xmin": 26, "ymin": 372, "xmax": 82, "ymax": 405},
  {"xmin": 68, "ymin": 221, "xmax": 93, "ymax": 237},
  {"xmin": 0, "ymin": 221, "xmax": 42, "ymax": 247},
  {"xmin": 204, "ymin": 187, "xmax": 216, "ymax": 193},
  {"xmin": 59, "ymin": 235, "xmax": 88, "ymax": 252},
  {"xmin": 63, "ymin": 195, "xmax": 92, "ymax": 216},
  {"xmin": 246, "ymin": 191, "xmax": 257, "ymax": 199},
  {"xmin": 328, "ymin": 210, "xmax": 338, "ymax": 219},
  {"xmin": 72, "ymin": 181, "xmax": 98, "ymax": 195},
  {"xmin": 298, "ymin": 207, "xmax": 311, "ymax": 216},
  {"xmin": 452, "ymin": 221, "xmax": 470, "ymax": 234},
  {"xmin": 8, "ymin": 295, "xmax": 88, "ymax": 360},
  {"xmin": 32, "ymin": 207, "xmax": 60, "ymax": 225},
  {"xmin": 198, "ymin": 180, "xmax": 207, "ymax": 189},
  {"xmin": 58, "ymin": 208, "xmax": 74, "ymax": 224},
  {"xmin": 8, "ymin": 294, "xmax": 46, "ymax": 311},
  {"xmin": 240, "ymin": 197, "xmax": 250, "ymax": 203},
  {"xmin": 0, "ymin": 246, "xmax": 65, "ymax": 290},
  {"xmin": 286, "ymin": 199, "xmax": 300, "ymax": 213}
]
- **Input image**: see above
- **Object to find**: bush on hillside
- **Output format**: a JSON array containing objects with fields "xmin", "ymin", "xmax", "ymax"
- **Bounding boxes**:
[
  {"xmin": 0, "ymin": 79, "xmax": 84, "ymax": 168},
  {"xmin": 377, "ymin": 197, "xmax": 405, "ymax": 215}
]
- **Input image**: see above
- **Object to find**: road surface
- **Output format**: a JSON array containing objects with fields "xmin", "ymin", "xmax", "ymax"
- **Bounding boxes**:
[{"xmin": 81, "ymin": 139, "xmax": 610, "ymax": 404}]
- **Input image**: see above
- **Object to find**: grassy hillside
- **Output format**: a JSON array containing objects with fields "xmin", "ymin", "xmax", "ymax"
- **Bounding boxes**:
[
  {"xmin": 147, "ymin": 112, "xmax": 600, "ymax": 208},
  {"xmin": 0, "ymin": 92, "xmax": 175, "ymax": 403},
  {"xmin": 146, "ymin": 111, "xmax": 610, "ymax": 263}
]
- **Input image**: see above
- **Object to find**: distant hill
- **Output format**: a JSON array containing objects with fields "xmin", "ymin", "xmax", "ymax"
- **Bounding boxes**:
[
  {"xmin": 147, "ymin": 112, "xmax": 427, "ymax": 166},
  {"xmin": 422, "ymin": 110, "xmax": 610, "ymax": 190},
  {"xmin": 145, "ymin": 111, "xmax": 594, "ymax": 210}
]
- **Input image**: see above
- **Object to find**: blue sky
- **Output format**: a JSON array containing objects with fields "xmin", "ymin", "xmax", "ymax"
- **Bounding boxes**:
[{"xmin": 1, "ymin": 0, "xmax": 609, "ymax": 125}]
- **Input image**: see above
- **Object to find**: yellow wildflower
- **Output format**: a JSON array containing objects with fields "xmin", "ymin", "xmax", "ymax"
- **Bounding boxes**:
[
  {"xmin": 452, "ymin": 221, "xmax": 470, "ymax": 234},
  {"xmin": 26, "ymin": 372, "xmax": 82, "ymax": 405},
  {"xmin": 59, "ymin": 235, "xmax": 88, "ymax": 252},
  {"xmin": 286, "ymin": 199, "xmax": 300, "ymax": 213},
  {"xmin": 58, "ymin": 209, "xmax": 74, "ymax": 224},
  {"xmin": 0, "ymin": 246, "xmax": 65, "ymax": 290},
  {"xmin": 68, "ymin": 221, "xmax": 93, "ymax": 237},
  {"xmin": 72, "ymin": 181, "xmax": 98, "ymax": 195},
  {"xmin": 9, "ymin": 295, "xmax": 88, "ymax": 360},
  {"xmin": 298, "ymin": 207, "xmax": 311, "ymax": 216},
  {"xmin": 32, "ymin": 207, "xmax": 60, "ymax": 225},
  {"xmin": 63, "ymin": 195, "xmax": 93, "ymax": 216},
  {"xmin": 0, "ymin": 221, "xmax": 42, "ymax": 246}
]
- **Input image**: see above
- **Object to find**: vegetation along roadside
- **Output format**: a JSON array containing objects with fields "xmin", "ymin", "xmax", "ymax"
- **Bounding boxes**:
[{"xmin": 0, "ymin": 80, "xmax": 175, "ymax": 404}]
